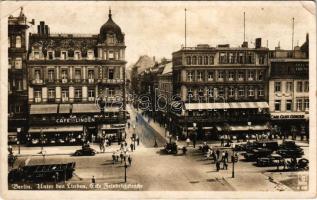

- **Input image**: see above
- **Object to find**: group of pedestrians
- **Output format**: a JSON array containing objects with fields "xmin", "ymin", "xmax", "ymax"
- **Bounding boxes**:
[
  {"xmin": 204, "ymin": 147, "xmax": 230, "ymax": 171},
  {"xmin": 99, "ymin": 136, "xmax": 115, "ymax": 153},
  {"xmin": 111, "ymin": 152, "xmax": 132, "ymax": 166}
]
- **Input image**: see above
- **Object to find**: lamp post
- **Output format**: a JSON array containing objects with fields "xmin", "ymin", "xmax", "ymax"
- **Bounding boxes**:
[
  {"xmin": 247, "ymin": 121, "xmax": 252, "ymax": 140},
  {"xmin": 193, "ymin": 122, "xmax": 197, "ymax": 148},
  {"xmin": 232, "ymin": 143, "xmax": 236, "ymax": 178},
  {"xmin": 17, "ymin": 128, "xmax": 21, "ymax": 154},
  {"xmin": 124, "ymin": 150, "xmax": 128, "ymax": 183}
]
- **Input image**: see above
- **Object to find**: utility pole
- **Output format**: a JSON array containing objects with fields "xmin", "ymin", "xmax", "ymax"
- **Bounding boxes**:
[
  {"xmin": 292, "ymin": 17, "xmax": 294, "ymax": 50},
  {"xmin": 185, "ymin": 8, "xmax": 187, "ymax": 48},
  {"xmin": 243, "ymin": 12, "xmax": 246, "ymax": 42}
]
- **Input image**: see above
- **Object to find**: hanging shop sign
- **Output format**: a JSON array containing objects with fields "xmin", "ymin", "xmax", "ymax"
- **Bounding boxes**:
[{"xmin": 271, "ymin": 114, "xmax": 305, "ymax": 119}]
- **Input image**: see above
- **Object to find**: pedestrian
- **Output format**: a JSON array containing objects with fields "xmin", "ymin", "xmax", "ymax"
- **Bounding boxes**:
[
  {"xmin": 224, "ymin": 151, "xmax": 229, "ymax": 163},
  {"xmin": 125, "ymin": 141, "xmax": 128, "ymax": 147},
  {"xmin": 112, "ymin": 153, "xmax": 116, "ymax": 165},
  {"xmin": 91, "ymin": 176, "xmax": 96, "ymax": 188},
  {"xmin": 128, "ymin": 122, "xmax": 130, "ymax": 129},
  {"xmin": 120, "ymin": 152, "xmax": 124, "ymax": 163},
  {"xmin": 216, "ymin": 149, "xmax": 220, "ymax": 159},
  {"xmin": 116, "ymin": 155, "xmax": 119, "ymax": 163},
  {"xmin": 223, "ymin": 160, "xmax": 228, "ymax": 170},
  {"xmin": 136, "ymin": 136, "xmax": 140, "ymax": 145},
  {"xmin": 186, "ymin": 138, "xmax": 190, "ymax": 147},
  {"xmin": 193, "ymin": 138, "xmax": 196, "ymax": 148},
  {"xmin": 128, "ymin": 155, "xmax": 132, "ymax": 166},
  {"xmin": 216, "ymin": 161, "xmax": 220, "ymax": 171},
  {"xmin": 136, "ymin": 116, "xmax": 138, "ymax": 122},
  {"xmin": 130, "ymin": 143, "xmax": 134, "ymax": 152}
]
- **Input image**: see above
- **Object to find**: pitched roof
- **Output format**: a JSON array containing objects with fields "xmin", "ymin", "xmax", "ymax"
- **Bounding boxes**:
[{"xmin": 133, "ymin": 55, "xmax": 156, "ymax": 74}]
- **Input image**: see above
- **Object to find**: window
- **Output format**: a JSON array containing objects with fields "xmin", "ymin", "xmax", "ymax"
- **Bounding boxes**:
[
  {"xmin": 217, "ymin": 70, "xmax": 224, "ymax": 81},
  {"xmin": 34, "ymin": 90, "xmax": 42, "ymax": 103},
  {"xmin": 197, "ymin": 71, "xmax": 203, "ymax": 81},
  {"xmin": 108, "ymin": 51, "xmax": 114, "ymax": 59},
  {"xmin": 258, "ymin": 71, "xmax": 264, "ymax": 81},
  {"xmin": 62, "ymin": 89, "xmax": 69, "ymax": 102},
  {"xmin": 88, "ymin": 89, "xmax": 95, "ymax": 100},
  {"xmin": 17, "ymin": 80, "xmax": 22, "ymax": 91},
  {"xmin": 274, "ymin": 100, "xmax": 281, "ymax": 111},
  {"xmin": 296, "ymin": 99, "xmax": 303, "ymax": 111},
  {"xmin": 207, "ymin": 88, "xmax": 213, "ymax": 97},
  {"xmin": 186, "ymin": 56, "xmax": 191, "ymax": 65},
  {"xmin": 248, "ymin": 86, "xmax": 254, "ymax": 97},
  {"xmin": 61, "ymin": 51, "xmax": 67, "ymax": 60},
  {"xmin": 286, "ymin": 100, "xmax": 292, "ymax": 111},
  {"xmin": 220, "ymin": 53, "xmax": 227, "ymax": 64},
  {"xmin": 75, "ymin": 69, "xmax": 81, "ymax": 81},
  {"xmin": 34, "ymin": 69, "xmax": 41, "ymax": 80},
  {"xmin": 229, "ymin": 53, "xmax": 234, "ymax": 63},
  {"xmin": 14, "ymin": 58, "xmax": 22, "ymax": 69},
  {"xmin": 15, "ymin": 36, "xmax": 21, "ymax": 48},
  {"xmin": 207, "ymin": 71, "xmax": 214, "ymax": 81},
  {"xmin": 48, "ymin": 69, "xmax": 54, "ymax": 82},
  {"xmin": 187, "ymin": 88, "xmax": 193, "ymax": 99},
  {"xmin": 187, "ymin": 71, "xmax": 193, "ymax": 81},
  {"xmin": 74, "ymin": 51, "xmax": 81, "ymax": 60},
  {"xmin": 108, "ymin": 88, "xmax": 114, "ymax": 97},
  {"xmin": 87, "ymin": 50, "xmax": 94, "ymax": 60},
  {"xmin": 198, "ymin": 56, "xmax": 202, "ymax": 65},
  {"xmin": 48, "ymin": 88, "xmax": 55, "ymax": 98},
  {"xmin": 47, "ymin": 51, "xmax": 53, "ymax": 60},
  {"xmin": 259, "ymin": 55, "xmax": 266, "ymax": 65},
  {"xmin": 75, "ymin": 88, "xmax": 82, "ymax": 100},
  {"xmin": 304, "ymin": 81, "xmax": 309, "ymax": 92},
  {"xmin": 88, "ymin": 70, "xmax": 94, "ymax": 80},
  {"xmin": 274, "ymin": 82, "xmax": 281, "ymax": 92},
  {"xmin": 209, "ymin": 56, "xmax": 214, "ymax": 65},
  {"xmin": 204, "ymin": 56, "xmax": 208, "ymax": 65},
  {"xmin": 286, "ymin": 82, "xmax": 293, "ymax": 93},
  {"xmin": 238, "ymin": 71, "xmax": 244, "ymax": 81},
  {"xmin": 304, "ymin": 99, "xmax": 309, "ymax": 111},
  {"xmin": 61, "ymin": 69, "xmax": 68, "ymax": 80},
  {"xmin": 192, "ymin": 56, "xmax": 197, "ymax": 65},
  {"xmin": 34, "ymin": 51, "xmax": 40, "ymax": 60},
  {"xmin": 108, "ymin": 68, "xmax": 114, "ymax": 79},
  {"xmin": 228, "ymin": 71, "xmax": 234, "ymax": 80},
  {"xmin": 229, "ymin": 87, "xmax": 235, "ymax": 97},
  {"xmin": 15, "ymin": 105, "xmax": 22, "ymax": 113},
  {"xmin": 218, "ymin": 87, "xmax": 224, "ymax": 97},
  {"xmin": 248, "ymin": 70, "xmax": 255, "ymax": 81},
  {"xmin": 297, "ymin": 81, "xmax": 303, "ymax": 92},
  {"xmin": 238, "ymin": 87, "xmax": 244, "ymax": 97},
  {"xmin": 198, "ymin": 88, "xmax": 204, "ymax": 97},
  {"xmin": 238, "ymin": 53, "xmax": 244, "ymax": 64},
  {"xmin": 258, "ymin": 87, "xmax": 264, "ymax": 96},
  {"xmin": 108, "ymin": 34, "xmax": 115, "ymax": 44},
  {"xmin": 246, "ymin": 52, "xmax": 254, "ymax": 64}
]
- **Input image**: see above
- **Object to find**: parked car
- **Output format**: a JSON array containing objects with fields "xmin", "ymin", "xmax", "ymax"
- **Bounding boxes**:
[
  {"xmin": 243, "ymin": 148, "xmax": 273, "ymax": 161},
  {"xmin": 277, "ymin": 140, "xmax": 304, "ymax": 158},
  {"xmin": 73, "ymin": 145, "xmax": 96, "ymax": 156},
  {"xmin": 256, "ymin": 154, "xmax": 285, "ymax": 167}
]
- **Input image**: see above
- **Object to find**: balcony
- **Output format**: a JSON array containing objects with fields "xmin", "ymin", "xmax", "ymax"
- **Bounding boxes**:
[
  {"xmin": 31, "ymin": 79, "xmax": 44, "ymax": 85},
  {"xmin": 88, "ymin": 79, "xmax": 95, "ymax": 84},
  {"xmin": 61, "ymin": 79, "xmax": 68, "ymax": 84},
  {"xmin": 100, "ymin": 79, "xmax": 124, "ymax": 84}
]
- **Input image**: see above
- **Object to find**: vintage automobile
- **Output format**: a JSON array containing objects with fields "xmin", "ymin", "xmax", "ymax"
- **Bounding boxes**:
[
  {"xmin": 73, "ymin": 145, "xmax": 96, "ymax": 156},
  {"xmin": 243, "ymin": 148, "xmax": 273, "ymax": 161},
  {"xmin": 277, "ymin": 140, "xmax": 304, "ymax": 158},
  {"xmin": 256, "ymin": 154, "xmax": 285, "ymax": 167},
  {"xmin": 164, "ymin": 142, "xmax": 178, "ymax": 154}
]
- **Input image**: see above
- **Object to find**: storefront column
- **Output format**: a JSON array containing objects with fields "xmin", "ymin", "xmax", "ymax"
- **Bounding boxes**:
[
  {"xmin": 56, "ymin": 86, "xmax": 61, "ymax": 103},
  {"xmin": 28, "ymin": 87, "xmax": 34, "ymax": 103},
  {"xmin": 42, "ymin": 87, "xmax": 47, "ymax": 103},
  {"xmin": 82, "ymin": 86, "xmax": 88, "ymax": 102},
  {"xmin": 69, "ymin": 86, "xmax": 74, "ymax": 102}
]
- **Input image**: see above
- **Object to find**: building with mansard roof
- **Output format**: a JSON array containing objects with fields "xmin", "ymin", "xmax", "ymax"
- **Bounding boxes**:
[{"xmin": 26, "ymin": 9, "xmax": 127, "ymax": 145}]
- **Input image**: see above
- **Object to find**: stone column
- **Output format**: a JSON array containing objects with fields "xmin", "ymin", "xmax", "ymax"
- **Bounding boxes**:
[
  {"xmin": 82, "ymin": 86, "xmax": 88, "ymax": 102},
  {"xmin": 56, "ymin": 86, "xmax": 61, "ymax": 103},
  {"xmin": 69, "ymin": 86, "xmax": 74, "ymax": 102},
  {"xmin": 42, "ymin": 87, "xmax": 47, "ymax": 103}
]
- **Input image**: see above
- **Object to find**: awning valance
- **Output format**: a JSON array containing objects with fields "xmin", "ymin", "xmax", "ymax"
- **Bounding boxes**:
[
  {"xmin": 29, "ymin": 126, "xmax": 83, "ymax": 133},
  {"xmin": 72, "ymin": 104, "xmax": 99, "ymax": 113},
  {"xmin": 229, "ymin": 102, "xmax": 269, "ymax": 109},
  {"xmin": 59, "ymin": 104, "xmax": 71, "ymax": 114},
  {"xmin": 185, "ymin": 103, "xmax": 230, "ymax": 110},
  {"xmin": 8, "ymin": 132, "xmax": 17, "ymax": 136},
  {"xmin": 30, "ymin": 104, "xmax": 58, "ymax": 114},
  {"xmin": 230, "ymin": 125, "xmax": 269, "ymax": 131}
]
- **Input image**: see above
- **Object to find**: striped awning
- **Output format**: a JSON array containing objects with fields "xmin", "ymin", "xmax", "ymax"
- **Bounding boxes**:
[
  {"xmin": 72, "ymin": 104, "xmax": 99, "ymax": 113},
  {"xmin": 185, "ymin": 103, "xmax": 230, "ymax": 110},
  {"xmin": 230, "ymin": 124, "xmax": 269, "ymax": 131},
  {"xmin": 29, "ymin": 126, "xmax": 83, "ymax": 133},
  {"xmin": 30, "ymin": 104, "xmax": 58, "ymax": 114},
  {"xmin": 229, "ymin": 102, "xmax": 269, "ymax": 109},
  {"xmin": 59, "ymin": 104, "xmax": 71, "ymax": 114}
]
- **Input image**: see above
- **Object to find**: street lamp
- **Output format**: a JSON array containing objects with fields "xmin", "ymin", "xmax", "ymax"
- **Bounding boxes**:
[
  {"xmin": 17, "ymin": 128, "xmax": 21, "ymax": 154},
  {"xmin": 232, "ymin": 143, "xmax": 236, "ymax": 178},
  {"xmin": 124, "ymin": 150, "xmax": 128, "ymax": 183},
  {"xmin": 193, "ymin": 123, "xmax": 197, "ymax": 148}
]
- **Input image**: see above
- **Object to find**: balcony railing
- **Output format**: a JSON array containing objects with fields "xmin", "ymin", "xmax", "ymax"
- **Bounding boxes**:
[{"xmin": 101, "ymin": 79, "xmax": 124, "ymax": 84}]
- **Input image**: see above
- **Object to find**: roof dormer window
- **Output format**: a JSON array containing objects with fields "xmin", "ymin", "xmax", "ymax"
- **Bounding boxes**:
[
  {"xmin": 108, "ymin": 50, "xmax": 114, "ymax": 60},
  {"xmin": 87, "ymin": 50, "xmax": 94, "ymax": 60},
  {"xmin": 61, "ymin": 51, "xmax": 67, "ymax": 60},
  {"xmin": 47, "ymin": 51, "xmax": 54, "ymax": 60},
  {"xmin": 74, "ymin": 51, "xmax": 81, "ymax": 60}
]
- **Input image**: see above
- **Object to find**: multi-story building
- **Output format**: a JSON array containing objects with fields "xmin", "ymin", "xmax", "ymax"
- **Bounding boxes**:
[
  {"xmin": 8, "ymin": 8, "xmax": 30, "ymax": 144},
  {"xmin": 26, "ymin": 10, "xmax": 127, "ymax": 145},
  {"xmin": 171, "ymin": 40, "xmax": 270, "ymax": 140},
  {"xmin": 268, "ymin": 35, "xmax": 309, "ymax": 140}
]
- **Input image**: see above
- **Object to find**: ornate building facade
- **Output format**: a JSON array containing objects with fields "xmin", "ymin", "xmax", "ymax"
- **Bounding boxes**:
[
  {"xmin": 8, "ymin": 8, "xmax": 29, "ymax": 144},
  {"xmin": 171, "ymin": 41, "xmax": 270, "ymax": 139},
  {"xmin": 26, "ymin": 10, "xmax": 127, "ymax": 145}
]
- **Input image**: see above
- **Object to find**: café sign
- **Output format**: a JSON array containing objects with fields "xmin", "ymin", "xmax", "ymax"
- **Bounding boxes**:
[
  {"xmin": 56, "ymin": 115, "xmax": 96, "ymax": 124},
  {"xmin": 271, "ymin": 114, "xmax": 305, "ymax": 119}
]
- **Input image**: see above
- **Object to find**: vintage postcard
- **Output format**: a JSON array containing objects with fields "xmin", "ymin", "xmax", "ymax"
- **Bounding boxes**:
[{"xmin": 0, "ymin": 1, "xmax": 316, "ymax": 199}]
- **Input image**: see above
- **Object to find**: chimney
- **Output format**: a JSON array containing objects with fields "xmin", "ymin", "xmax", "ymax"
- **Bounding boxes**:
[
  {"xmin": 40, "ymin": 21, "xmax": 45, "ymax": 36},
  {"xmin": 37, "ymin": 25, "xmax": 41, "ymax": 34},
  {"xmin": 45, "ymin": 25, "xmax": 49, "ymax": 36},
  {"xmin": 242, "ymin": 41, "xmax": 248, "ymax": 48},
  {"xmin": 255, "ymin": 38, "xmax": 262, "ymax": 48}
]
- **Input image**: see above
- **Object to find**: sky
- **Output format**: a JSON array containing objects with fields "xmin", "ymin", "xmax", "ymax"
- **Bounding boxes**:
[{"xmin": 1, "ymin": 1, "xmax": 315, "ymax": 68}]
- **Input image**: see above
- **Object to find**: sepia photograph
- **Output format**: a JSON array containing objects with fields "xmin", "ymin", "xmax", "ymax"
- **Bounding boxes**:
[{"xmin": 0, "ymin": 1, "xmax": 316, "ymax": 199}]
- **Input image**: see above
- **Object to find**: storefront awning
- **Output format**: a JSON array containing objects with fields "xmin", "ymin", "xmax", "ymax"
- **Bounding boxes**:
[
  {"xmin": 229, "ymin": 102, "xmax": 269, "ymax": 109},
  {"xmin": 230, "ymin": 124, "xmax": 269, "ymax": 131},
  {"xmin": 30, "ymin": 104, "xmax": 58, "ymax": 114},
  {"xmin": 29, "ymin": 126, "xmax": 83, "ymax": 133},
  {"xmin": 105, "ymin": 107, "xmax": 120, "ymax": 112},
  {"xmin": 8, "ymin": 132, "xmax": 17, "ymax": 136},
  {"xmin": 185, "ymin": 103, "xmax": 230, "ymax": 110},
  {"xmin": 72, "ymin": 104, "xmax": 99, "ymax": 113},
  {"xmin": 59, "ymin": 104, "xmax": 71, "ymax": 114}
]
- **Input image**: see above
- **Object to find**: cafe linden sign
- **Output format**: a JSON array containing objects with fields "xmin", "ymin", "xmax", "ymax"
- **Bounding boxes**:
[{"xmin": 56, "ymin": 115, "xmax": 96, "ymax": 124}]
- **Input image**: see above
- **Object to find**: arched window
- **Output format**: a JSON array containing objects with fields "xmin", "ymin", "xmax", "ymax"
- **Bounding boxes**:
[
  {"xmin": 198, "ymin": 56, "xmax": 202, "ymax": 65},
  {"xmin": 204, "ymin": 56, "xmax": 208, "ymax": 65},
  {"xmin": 16, "ymin": 36, "xmax": 21, "ymax": 48},
  {"xmin": 192, "ymin": 56, "xmax": 197, "ymax": 65},
  {"xmin": 186, "ymin": 56, "xmax": 191, "ymax": 65},
  {"xmin": 209, "ymin": 56, "xmax": 214, "ymax": 65}
]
